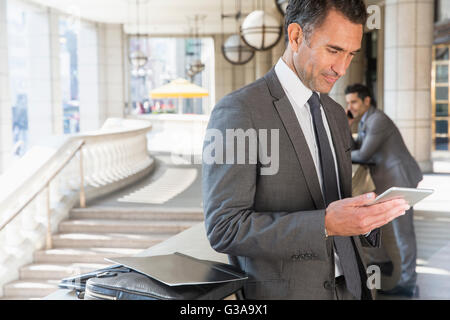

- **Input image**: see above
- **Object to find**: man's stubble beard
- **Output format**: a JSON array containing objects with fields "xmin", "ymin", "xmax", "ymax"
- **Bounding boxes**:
[{"xmin": 294, "ymin": 58, "xmax": 323, "ymax": 93}]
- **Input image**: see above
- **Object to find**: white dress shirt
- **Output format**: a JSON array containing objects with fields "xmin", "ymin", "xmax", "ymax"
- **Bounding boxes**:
[{"xmin": 274, "ymin": 58, "xmax": 344, "ymax": 277}]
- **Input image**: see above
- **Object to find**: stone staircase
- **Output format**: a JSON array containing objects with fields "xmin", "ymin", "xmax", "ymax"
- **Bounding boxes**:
[{"xmin": 0, "ymin": 206, "xmax": 204, "ymax": 300}]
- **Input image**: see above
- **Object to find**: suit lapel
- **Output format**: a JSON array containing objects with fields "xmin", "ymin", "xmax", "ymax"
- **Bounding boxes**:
[
  {"xmin": 361, "ymin": 106, "xmax": 376, "ymax": 130},
  {"xmin": 264, "ymin": 69, "xmax": 325, "ymax": 209},
  {"xmin": 320, "ymin": 95, "xmax": 352, "ymax": 198},
  {"xmin": 358, "ymin": 106, "xmax": 376, "ymax": 147}
]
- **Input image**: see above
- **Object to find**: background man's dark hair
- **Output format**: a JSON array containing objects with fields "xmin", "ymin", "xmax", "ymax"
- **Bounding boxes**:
[
  {"xmin": 345, "ymin": 83, "xmax": 377, "ymax": 108},
  {"xmin": 284, "ymin": 0, "xmax": 368, "ymax": 44}
]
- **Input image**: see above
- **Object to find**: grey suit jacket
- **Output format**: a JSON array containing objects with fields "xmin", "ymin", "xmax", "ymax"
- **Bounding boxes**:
[
  {"xmin": 202, "ymin": 69, "xmax": 378, "ymax": 300},
  {"xmin": 351, "ymin": 106, "xmax": 423, "ymax": 194}
]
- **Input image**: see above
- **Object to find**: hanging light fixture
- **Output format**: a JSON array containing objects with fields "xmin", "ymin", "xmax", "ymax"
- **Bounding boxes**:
[
  {"xmin": 241, "ymin": 0, "xmax": 283, "ymax": 51},
  {"xmin": 221, "ymin": 0, "xmax": 255, "ymax": 65},
  {"xmin": 222, "ymin": 34, "xmax": 255, "ymax": 65},
  {"xmin": 275, "ymin": 0, "xmax": 288, "ymax": 15},
  {"xmin": 186, "ymin": 15, "xmax": 206, "ymax": 80},
  {"xmin": 130, "ymin": 51, "xmax": 148, "ymax": 68},
  {"xmin": 129, "ymin": 0, "xmax": 148, "ymax": 69}
]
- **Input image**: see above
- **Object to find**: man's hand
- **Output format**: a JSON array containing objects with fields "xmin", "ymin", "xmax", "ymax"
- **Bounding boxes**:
[{"xmin": 325, "ymin": 192, "xmax": 410, "ymax": 236}]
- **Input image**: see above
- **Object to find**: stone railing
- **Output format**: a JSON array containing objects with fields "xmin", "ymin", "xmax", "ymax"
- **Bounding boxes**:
[{"xmin": 0, "ymin": 118, "xmax": 154, "ymax": 296}]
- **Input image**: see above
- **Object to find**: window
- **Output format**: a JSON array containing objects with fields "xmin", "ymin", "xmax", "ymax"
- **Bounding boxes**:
[
  {"xmin": 59, "ymin": 17, "xmax": 80, "ymax": 134},
  {"xmin": 435, "ymin": 0, "xmax": 450, "ymax": 23},
  {"xmin": 432, "ymin": 44, "xmax": 450, "ymax": 151},
  {"xmin": 7, "ymin": 0, "xmax": 52, "ymax": 157},
  {"xmin": 77, "ymin": 21, "xmax": 99, "ymax": 131},
  {"xmin": 128, "ymin": 37, "xmax": 215, "ymax": 115},
  {"xmin": 60, "ymin": 17, "xmax": 99, "ymax": 133}
]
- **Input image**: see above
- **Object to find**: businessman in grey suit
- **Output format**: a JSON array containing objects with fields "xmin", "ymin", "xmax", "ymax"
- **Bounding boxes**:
[
  {"xmin": 345, "ymin": 84, "xmax": 423, "ymax": 297},
  {"xmin": 202, "ymin": 0, "xmax": 409, "ymax": 300}
]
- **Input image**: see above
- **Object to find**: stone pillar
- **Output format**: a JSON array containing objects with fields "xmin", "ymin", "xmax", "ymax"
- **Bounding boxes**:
[
  {"xmin": 97, "ymin": 24, "xmax": 108, "ymax": 124},
  {"xmin": 49, "ymin": 8, "xmax": 63, "ymax": 135},
  {"xmin": 254, "ymin": 50, "xmax": 273, "ymax": 79},
  {"xmin": 26, "ymin": 6, "xmax": 53, "ymax": 149},
  {"xmin": 0, "ymin": 0, "xmax": 12, "ymax": 174},
  {"xmin": 213, "ymin": 33, "xmax": 258, "ymax": 106},
  {"xmin": 213, "ymin": 28, "xmax": 283, "ymax": 108},
  {"xmin": 214, "ymin": 34, "xmax": 234, "ymax": 104},
  {"xmin": 78, "ymin": 22, "xmax": 100, "ymax": 131},
  {"xmin": 271, "ymin": 33, "xmax": 286, "ymax": 66},
  {"xmin": 384, "ymin": 0, "xmax": 434, "ymax": 172},
  {"xmin": 99, "ymin": 24, "xmax": 125, "ymax": 121}
]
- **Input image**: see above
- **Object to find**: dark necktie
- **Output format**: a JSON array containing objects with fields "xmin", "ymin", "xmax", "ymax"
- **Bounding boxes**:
[{"xmin": 308, "ymin": 92, "xmax": 362, "ymax": 299}]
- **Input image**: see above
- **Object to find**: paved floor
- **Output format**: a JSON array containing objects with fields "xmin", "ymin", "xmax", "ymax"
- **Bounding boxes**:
[
  {"xmin": 90, "ymin": 154, "xmax": 450, "ymax": 300},
  {"xmin": 411, "ymin": 174, "xmax": 450, "ymax": 300}
]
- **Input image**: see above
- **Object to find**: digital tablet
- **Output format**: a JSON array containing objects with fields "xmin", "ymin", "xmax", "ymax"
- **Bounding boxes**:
[{"xmin": 366, "ymin": 187, "xmax": 434, "ymax": 207}]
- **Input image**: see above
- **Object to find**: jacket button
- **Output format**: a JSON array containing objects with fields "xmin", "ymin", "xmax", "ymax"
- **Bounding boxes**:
[{"xmin": 323, "ymin": 281, "xmax": 332, "ymax": 290}]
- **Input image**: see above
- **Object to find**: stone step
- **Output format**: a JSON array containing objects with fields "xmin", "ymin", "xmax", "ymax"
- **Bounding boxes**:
[
  {"xmin": 416, "ymin": 235, "xmax": 450, "ymax": 241},
  {"xmin": 58, "ymin": 219, "xmax": 199, "ymax": 234},
  {"xmin": 414, "ymin": 211, "xmax": 450, "ymax": 220},
  {"xmin": 0, "ymin": 296, "xmax": 42, "ymax": 300},
  {"xmin": 69, "ymin": 207, "xmax": 204, "ymax": 221},
  {"xmin": 34, "ymin": 247, "xmax": 142, "ymax": 264},
  {"xmin": 414, "ymin": 219, "xmax": 450, "ymax": 225},
  {"xmin": 415, "ymin": 224, "xmax": 450, "ymax": 233},
  {"xmin": 52, "ymin": 232, "xmax": 172, "ymax": 248},
  {"xmin": 3, "ymin": 279, "xmax": 60, "ymax": 298},
  {"xmin": 415, "ymin": 231, "xmax": 450, "ymax": 239},
  {"xmin": 20, "ymin": 263, "xmax": 112, "ymax": 280},
  {"xmin": 414, "ymin": 225, "xmax": 450, "ymax": 233},
  {"xmin": 416, "ymin": 233, "xmax": 450, "ymax": 239}
]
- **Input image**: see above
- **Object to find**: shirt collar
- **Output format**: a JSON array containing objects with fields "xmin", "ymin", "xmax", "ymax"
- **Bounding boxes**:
[
  {"xmin": 360, "ymin": 108, "xmax": 370, "ymax": 124},
  {"xmin": 274, "ymin": 58, "xmax": 315, "ymax": 108}
]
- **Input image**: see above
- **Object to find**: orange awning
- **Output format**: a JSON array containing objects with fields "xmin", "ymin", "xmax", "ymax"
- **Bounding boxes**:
[{"xmin": 150, "ymin": 78, "xmax": 209, "ymax": 99}]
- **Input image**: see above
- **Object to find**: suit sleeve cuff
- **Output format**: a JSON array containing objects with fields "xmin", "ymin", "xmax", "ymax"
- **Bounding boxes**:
[{"xmin": 360, "ymin": 228, "xmax": 381, "ymax": 248}]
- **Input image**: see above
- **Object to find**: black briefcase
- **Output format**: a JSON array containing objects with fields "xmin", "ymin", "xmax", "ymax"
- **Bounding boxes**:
[
  {"xmin": 84, "ymin": 271, "xmax": 245, "ymax": 300},
  {"xmin": 59, "ymin": 264, "xmax": 131, "ymax": 299}
]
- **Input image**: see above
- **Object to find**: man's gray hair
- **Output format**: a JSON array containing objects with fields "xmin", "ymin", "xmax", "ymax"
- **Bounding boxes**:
[{"xmin": 284, "ymin": 0, "xmax": 368, "ymax": 44}]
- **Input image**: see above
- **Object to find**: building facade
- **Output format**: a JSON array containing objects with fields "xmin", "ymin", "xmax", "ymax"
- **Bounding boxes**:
[{"xmin": 0, "ymin": 0, "xmax": 449, "ymax": 174}]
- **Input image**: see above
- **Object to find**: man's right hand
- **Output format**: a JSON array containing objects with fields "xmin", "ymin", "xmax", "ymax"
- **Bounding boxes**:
[
  {"xmin": 324, "ymin": 192, "xmax": 410, "ymax": 236},
  {"xmin": 346, "ymin": 109, "xmax": 356, "ymax": 127}
]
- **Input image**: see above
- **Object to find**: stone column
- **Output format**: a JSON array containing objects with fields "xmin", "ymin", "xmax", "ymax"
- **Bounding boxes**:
[
  {"xmin": 384, "ymin": 0, "xmax": 434, "ymax": 172},
  {"xmin": 97, "ymin": 23, "xmax": 108, "ymax": 124},
  {"xmin": 26, "ymin": 6, "xmax": 53, "ymax": 149},
  {"xmin": 213, "ymin": 33, "xmax": 258, "ymax": 106},
  {"xmin": 271, "ymin": 32, "xmax": 286, "ymax": 66},
  {"xmin": 100, "ymin": 24, "xmax": 126, "ymax": 120},
  {"xmin": 254, "ymin": 50, "xmax": 273, "ymax": 79},
  {"xmin": 78, "ymin": 22, "xmax": 100, "ymax": 131},
  {"xmin": 213, "ymin": 34, "xmax": 234, "ymax": 104},
  {"xmin": 49, "ymin": 8, "xmax": 63, "ymax": 135},
  {"xmin": 213, "ymin": 28, "xmax": 283, "ymax": 108},
  {"xmin": 0, "ymin": 0, "xmax": 12, "ymax": 174}
]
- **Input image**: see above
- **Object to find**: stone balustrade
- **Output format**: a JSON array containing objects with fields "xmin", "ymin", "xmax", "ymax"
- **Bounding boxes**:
[{"xmin": 0, "ymin": 118, "xmax": 154, "ymax": 296}]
